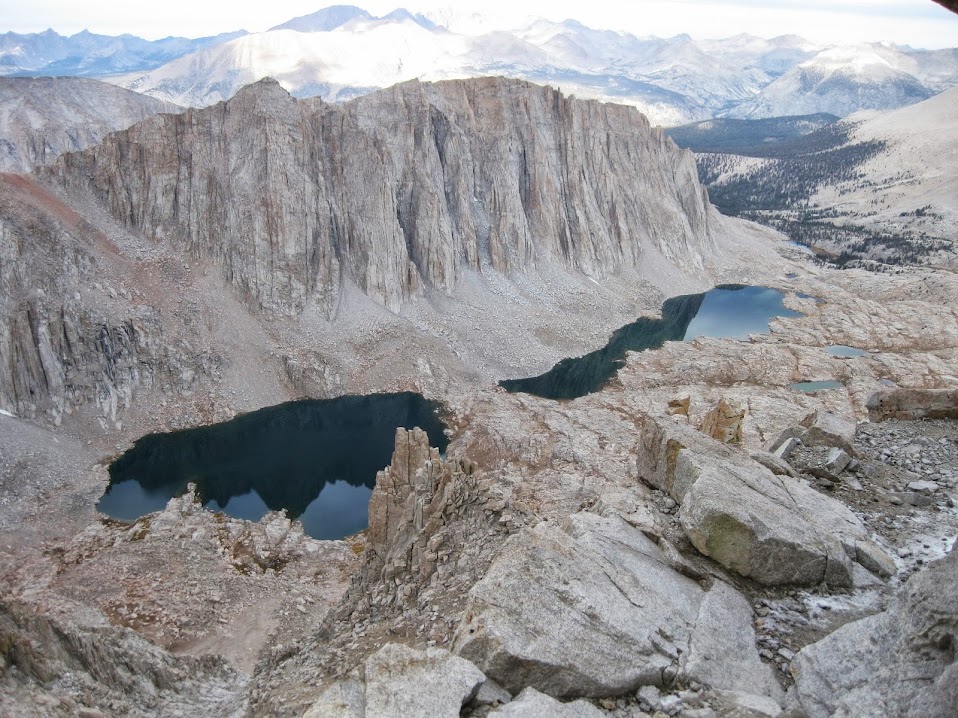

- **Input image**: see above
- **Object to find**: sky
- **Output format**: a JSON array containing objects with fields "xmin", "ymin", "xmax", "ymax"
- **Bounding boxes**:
[{"xmin": 2, "ymin": 0, "xmax": 957, "ymax": 48}]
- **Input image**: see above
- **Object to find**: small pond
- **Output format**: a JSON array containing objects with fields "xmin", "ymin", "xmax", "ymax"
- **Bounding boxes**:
[
  {"xmin": 500, "ymin": 285, "xmax": 802, "ymax": 400},
  {"xmin": 790, "ymin": 380, "xmax": 844, "ymax": 393},
  {"xmin": 786, "ymin": 240, "xmax": 815, "ymax": 255},
  {"xmin": 825, "ymin": 345, "xmax": 869, "ymax": 358},
  {"xmin": 98, "ymin": 392, "xmax": 448, "ymax": 539}
]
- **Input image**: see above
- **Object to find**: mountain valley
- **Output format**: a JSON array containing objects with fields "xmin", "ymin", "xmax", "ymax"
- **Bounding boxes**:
[{"xmin": 1, "ymin": 6, "xmax": 957, "ymax": 718}]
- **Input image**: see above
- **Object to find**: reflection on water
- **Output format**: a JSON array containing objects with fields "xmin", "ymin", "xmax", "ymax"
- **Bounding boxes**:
[
  {"xmin": 825, "ymin": 345, "xmax": 868, "ymax": 358},
  {"xmin": 98, "ymin": 392, "xmax": 447, "ymax": 539},
  {"xmin": 501, "ymin": 285, "xmax": 801, "ymax": 400}
]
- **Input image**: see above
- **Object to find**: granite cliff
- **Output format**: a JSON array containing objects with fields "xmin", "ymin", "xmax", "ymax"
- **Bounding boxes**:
[{"xmin": 44, "ymin": 77, "xmax": 720, "ymax": 315}]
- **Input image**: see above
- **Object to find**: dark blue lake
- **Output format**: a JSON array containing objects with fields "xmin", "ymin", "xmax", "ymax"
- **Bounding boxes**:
[
  {"xmin": 500, "ymin": 285, "xmax": 801, "ymax": 400},
  {"xmin": 98, "ymin": 392, "xmax": 447, "ymax": 539}
]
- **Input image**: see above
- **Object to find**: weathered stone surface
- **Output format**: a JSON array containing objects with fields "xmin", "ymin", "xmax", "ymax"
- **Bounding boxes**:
[
  {"xmin": 771, "ymin": 436, "xmax": 802, "ymax": 462},
  {"xmin": 854, "ymin": 540, "xmax": 897, "ymax": 579},
  {"xmin": 866, "ymin": 388, "xmax": 958, "ymax": 421},
  {"xmin": 44, "ymin": 77, "xmax": 721, "ymax": 316},
  {"xmin": 700, "ymin": 397, "xmax": 745, "ymax": 444},
  {"xmin": 668, "ymin": 396, "xmax": 691, "ymax": 416},
  {"xmin": 453, "ymin": 513, "xmax": 700, "ymax": 696},
  {"xmin": 0, "ymin": 77, "xmax": 180, "ymax": 174},
  {"xmin": 0, "ymin": 174, "xmax": 221, "ymax": 422},
  {"xmin": 637, "ymin": 414, "xmax": 890, "ymax": 586},
  {"xmin": 714, "ymin": 691, "xmax": 783, "ymax": 718},
  {"xmin": 823, "ymin": 447, "xmax": 852, "ymax": 475},
  {"xmin": 684, "ymin": 581, "xmax": 783, "ymax": 703},
  {"xmin": 453, "ymin": 511, "xmax": 780, "ymax": 701},
  {"xmin": 0, "ymin": 598, "xmax": 243, "ymax": 718},
  {"xmin": 365, "ymin": 427, "xmax": 478, "ymax": 590},
  {"xmin": 489, "ymin": 688, "xmax": 604, "ymax": 717},
  {"xmin": 304, "ymin": 644, "xmax": 486, "ymax": 718},
  {"xmin": 792, "ymin": 548, "xmax": 958, "ymax": 718},
  {"xmin": 799, "ymin": 410, "xmax": 858, "ymax": 455},
  {"xmin": 749, "ymin": 451, "xmax": 799, "ymax": 478}
]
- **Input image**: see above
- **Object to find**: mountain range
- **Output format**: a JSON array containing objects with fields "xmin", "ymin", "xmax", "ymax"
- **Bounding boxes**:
[{"xmin": 2, "ymin": 5, "xmax": 956, "ymax": 125}]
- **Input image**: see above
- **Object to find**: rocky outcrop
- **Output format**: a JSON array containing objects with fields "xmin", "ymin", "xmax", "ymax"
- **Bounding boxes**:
[
  {"xmin": 490, "ymin": 688, "xmax": 602, "ymax": 717},
  {"xmin": 866, "ymin": 388, "xmax": 958, "ymax": 421},
  {"xmin": 0, "ymin": 598, "xmax": 243, "ymax": 718},
  {"xmin": 791, "ymin": 548, "xmax": 958, "ymax": 718},
  {"xmin": 453, "ymin": 511, "xmax": 782, "ymax": 702},
  {"xmin": 303, "ymin": 644, "xmax": 487, "ymax": 718},
  {"xmin": 637, "ymin": 414, "xmax": 892, "ymax": 587},
  {"xmin": 0, "ymin": 174, "xmax": 218, "ymax": 421},
  {"xmin": 365, "ymin": 427, "xmax": 480, "ymax": 592},
  {"xmin": 0, "ymin": 77, "xmax": 180, "ymax": 174},
  {"xmin": 700, "ymin": 397, "xmax": 745, "ymax": 443},
  {"xmin": 44, "ymin": 77, "xmax": 721, "ymax": 315}
]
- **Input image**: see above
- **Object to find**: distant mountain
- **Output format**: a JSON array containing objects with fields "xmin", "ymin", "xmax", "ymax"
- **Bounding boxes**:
[
  {"xmin": 269, "ymin": 5, "xmax": 373, "ymax": 32},
  {"xmin": 0, "ymin": 76, "xmax": 180, "ymax": 173},
  {"xmin": 108, "ymin": 11, "xmax": 957, "ymax": 122},
  {"xmin": 0, "ymin": 28, "xmax": 247, "ymax": 77},
  {"xmin": 3, "ymin": 7, "xmax": 956, "ymax": 124},
  {"xmin": 724, "ymin": 44, "xmax": 952, "ymax": 118}
]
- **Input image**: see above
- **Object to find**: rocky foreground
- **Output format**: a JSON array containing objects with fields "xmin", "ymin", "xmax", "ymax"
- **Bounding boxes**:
[
  {"xmin": 0, "ymin": 76, "xmax": 956, "ymax": 717},
  {"xmin": 2, "ymin": 258, "xmax": 957, "ymax": 717}
]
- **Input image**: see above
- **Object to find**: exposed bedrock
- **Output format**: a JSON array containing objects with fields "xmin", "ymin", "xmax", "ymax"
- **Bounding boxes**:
[
  {"xmin": 452, "ymin": 511, "xmax": 783, "ymax": 702},
  {"xmin": 0, "ymin": 174, "xmax": 218, "ymax": 421},
  {"xmin": 636, "ymin": 413, "xmax": 893, "ymax": 587},
  {"xmin": 792, "ymin": 548, "xmax": 958, "ymax": 718},
  {"xmin": 44, "ymin": 77, "xmax": 721, "ymax": 315}
]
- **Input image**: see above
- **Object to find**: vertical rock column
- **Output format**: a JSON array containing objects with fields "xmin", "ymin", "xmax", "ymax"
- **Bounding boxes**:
[{"xmin": 366, "ymin": 428, "xmax": 478, "ymax": 593}]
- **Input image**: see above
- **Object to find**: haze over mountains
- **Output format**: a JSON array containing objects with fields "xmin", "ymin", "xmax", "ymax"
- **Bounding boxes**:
[{"xmin": 2, "ymin": 5, "xmax": 956, "ymax": 125}]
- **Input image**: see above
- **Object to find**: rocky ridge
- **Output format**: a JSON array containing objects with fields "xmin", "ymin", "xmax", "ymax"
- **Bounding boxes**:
[
  {"xmin": 43, "ymin": 76, "xmax": 721, "ymax": 315},
  {"xmin": 0, "ymin": 77, "xmax": 181, "ymax": 174},
  {"xmin": 2, "ymin": 76, "xmax": 777, "ymax": 433}
]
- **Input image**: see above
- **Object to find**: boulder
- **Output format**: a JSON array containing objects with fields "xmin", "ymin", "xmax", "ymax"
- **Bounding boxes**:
[
  {"xmin": 749, "ymin": 451, "xmax": 800, "ymax": 478},
  {"xmin": 304, "ymin": 644, "xmax": 486, "ymax": 718},
  {"xmin": 791, "ymin": 549, "xmax": 958, "ymax": 718},
  {"xmin": 823, "ymin": 447, "xmax": 852, "ymax": 475},
  {"xmin": 866, "ymin": 388, "xmax": 958, "ymax": 421},
  {"xmin": 771, "ymin": 436, "xmax": 802, "ymax": 462},
  {"xmin": 668, "ymin": 396, "xmax": 691, "ymax": 417},
  {"xmin": 637, "ymin": 414, "xmax": 892, "ymax": 587},
  {"xmin": 799, "ymin": 410, "xmax": 858, "ymax": 455},
  {"xmin": 489, "ymin": 688, "xmax": 604, "ymax": 717},
  {"xmin": 700, "ymin": 398, "xmax": 745, "ymax": 444},
  {"xmin": 453, "ymin": 512, "xmax": 781, "ymax": 702},
  {"xmin": 684, "ymin": 581, "xmax": 783, "ymax": 703}
]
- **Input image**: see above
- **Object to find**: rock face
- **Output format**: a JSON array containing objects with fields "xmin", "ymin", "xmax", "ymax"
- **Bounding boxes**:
[
  {"xmin": 700, "ymin": 397, "xmax": 745, "ymax": 443},
  {"xmin": 791, "ymin": 548, "xmax": 958, "ymax": 718},
  {"xmin": 0, "ymin": 77, "xmax": 180, "ymax": 174},
  {"xmin": 304, "ymin": 644, "xmax": 487, "ymax": 718},
  {"xmin": 0, "ymin": 598, "xmax": 243, "ymax": 718},
  {"xmin": 44, "ymin": 77, "xmax": 721, "ymax": 315},
  {"xmin": 867, "ymin": 388, "xmax": 958, "ymax": 421},
  {"xmin": 637, "ymin": 414, "xmax": 891, "ymax": 587},
  {"xmin": 453, "ymin": 511, "xmax": 781, "ymax": 702},
  {"xmin": 490, "ymin": 688, "xmax": 603, "ymax": 717},
  {"xmin": 366, "ymin": 427, "xmax": 480, "ymax": 590},
  {"xmin": 0, "ymin": 174, "xmax": 218, "ymax": 421}
]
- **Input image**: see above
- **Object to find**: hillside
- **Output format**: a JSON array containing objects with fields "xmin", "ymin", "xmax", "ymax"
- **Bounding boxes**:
[
  {"xmin": 0, "ymin": 76, "xmax": 180, "ymax": 172},
  {"xmin": 690, "ymin": 87, "xmax": 958, "ymax": 267}
]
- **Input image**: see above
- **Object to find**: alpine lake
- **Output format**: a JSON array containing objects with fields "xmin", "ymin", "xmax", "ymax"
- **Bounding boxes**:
[
  {"xmin": 100, "ymin": 285, "xmax": 812, "ymax": 539},
  {"xmin": 98, "ymin": 392, "xmax": 448, "ymax": 540}
]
